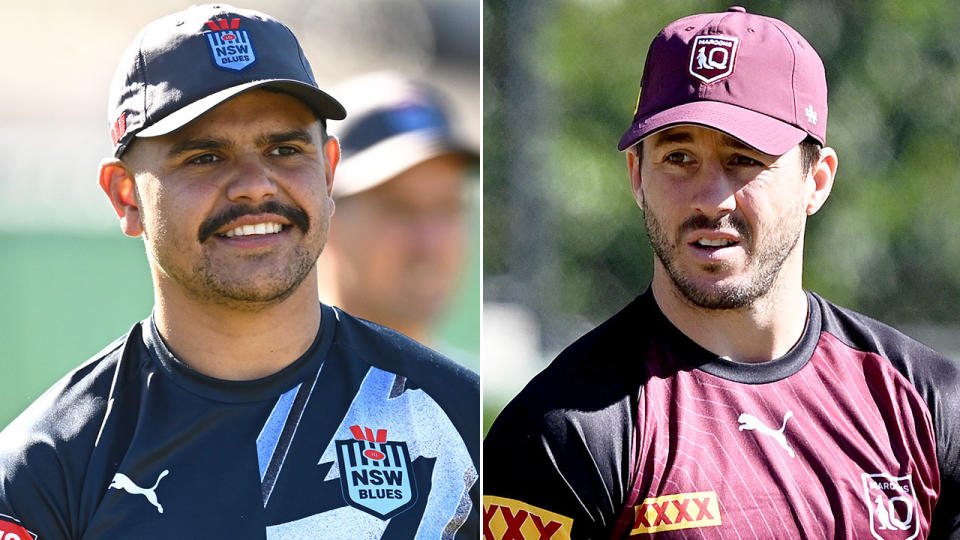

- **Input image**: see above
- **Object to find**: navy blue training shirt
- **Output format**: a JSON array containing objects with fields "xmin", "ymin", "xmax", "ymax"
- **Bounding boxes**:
[{"xmin": 0, "ymin": 303, "xmax": 479, "ymax": 538}]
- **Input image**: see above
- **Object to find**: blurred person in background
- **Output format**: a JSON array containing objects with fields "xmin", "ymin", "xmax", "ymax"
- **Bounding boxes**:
[
  {"xmin": 484, "ymin": 6, "xmax": 960, "ymax": 539},
  {"xmin": 318, "ymin": 72, "xmax": 479, "ymax": 361}
]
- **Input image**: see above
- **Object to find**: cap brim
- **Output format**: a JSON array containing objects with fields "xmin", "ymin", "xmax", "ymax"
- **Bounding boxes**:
[
  {"xmin": 333, "ymin": 131, "xmax": 478, "ymax": 198},
  {"xmin": 618, "ymin": 101, "xmax": 807, "ymax": 156},
  {"xmin": 138, "ymin": 79, "xmax": 346, "ymax": 138}
]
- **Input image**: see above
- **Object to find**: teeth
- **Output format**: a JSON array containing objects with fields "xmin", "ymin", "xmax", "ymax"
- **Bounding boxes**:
[
  {"xmin": 698, "ymin": 238, "xmax": 733, "ymax": 247},
  {"xmin": 223, "ymin": 222, "xmax": 283, "ymax": 238}
]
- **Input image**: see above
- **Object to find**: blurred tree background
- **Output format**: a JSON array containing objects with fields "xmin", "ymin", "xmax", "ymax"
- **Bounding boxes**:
[{"xmin": 484, "ymin": 0, "xmax": 960, "ymax": 431}]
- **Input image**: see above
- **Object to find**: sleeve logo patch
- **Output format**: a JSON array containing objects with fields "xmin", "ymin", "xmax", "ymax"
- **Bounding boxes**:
[
  {"xmin": 483, "ymin": 495, "xmax": 572, "ymax": 540},
  {"xmin": 630, "ymin": 490, "xmax": 722, "ymax": 535},
  {"xmin": 0, "ymin": 514, "xmax": 37, "ymax": 540}
]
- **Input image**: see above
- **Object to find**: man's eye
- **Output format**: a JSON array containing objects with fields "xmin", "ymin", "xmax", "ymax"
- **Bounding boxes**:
[
  {"xmin": 189, "ymin": 153, "xmax": 220, "ymax": 165},
  {"xmin": 732, "ymin": 155, "xmax": 764, "ymax": 167},
  {"xmin": 268, "ymin": 146, "xmax": 300, "ymax": 156},
  {"xmin": 665, "ymin": 152, "xmax": 692, "ymax": 164}
]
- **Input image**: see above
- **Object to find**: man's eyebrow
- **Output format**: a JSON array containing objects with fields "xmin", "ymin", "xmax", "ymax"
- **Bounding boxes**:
[
  {"xmin": 720, "ymin": 134, "xmax": 763, "ymax": 153},
  {"xmin": 167, "ymin": 138, "xmax": 231, "ymax": 158},
  {"xmin": 165, "ymin": 130, "xmax": 315, "ymax": 158},
  {"xmin": 649, "ymin": 129, "xmax": 771, "ymax": 156},
  {"xmin": 649, "ymin": 130, "xmax": 695, "ymax": 148},
  {"xmin": 256, "ymin": 129, "xmax": 315, "ymax": 147}
]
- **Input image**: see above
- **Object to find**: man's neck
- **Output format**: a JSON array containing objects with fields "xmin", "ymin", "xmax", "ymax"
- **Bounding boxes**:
[
  {"xmin": 651, "ymin": 263, "xmax": 808, "ymax": 364},
  {"xmin": 152, "ymin": 278, "xmax": 322, "ymax": 381}
]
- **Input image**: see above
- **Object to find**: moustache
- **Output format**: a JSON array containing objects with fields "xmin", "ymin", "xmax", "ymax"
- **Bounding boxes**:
[
  {"xmin": 678, "ymin": 213, "xmax": 750, "ymax": 240},
  {"xmin": 197, "ymin": 201, "xmax": 310, "ymax": 243}
]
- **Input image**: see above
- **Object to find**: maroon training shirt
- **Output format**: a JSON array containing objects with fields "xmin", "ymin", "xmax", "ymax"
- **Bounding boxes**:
[{"xmin": 484, "ymin": 289, "xmax": 960, "ymax": 539}]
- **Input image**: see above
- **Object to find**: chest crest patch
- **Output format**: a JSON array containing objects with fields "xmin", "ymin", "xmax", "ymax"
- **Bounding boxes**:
[{"xmin": 335, "ymin": 425, "xmax": 418, "ymax": 520}]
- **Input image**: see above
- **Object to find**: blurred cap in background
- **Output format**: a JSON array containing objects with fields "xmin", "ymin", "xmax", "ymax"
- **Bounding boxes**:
[{"xmin": 330, "ymin": 71, "xmax": 478, "ymax": 198}]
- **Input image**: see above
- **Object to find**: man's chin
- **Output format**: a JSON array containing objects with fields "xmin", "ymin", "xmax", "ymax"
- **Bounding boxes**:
[
  {"xmin": 199, "ymin": 282, "xmax": 304, "ymax": 311},
  {"xmin": 194, "ymin": 265, "xmax": 315, "ymax": 307},
  {"xmin": 669, "ymin": 274, "xmax": 761, "ymax": 311}
]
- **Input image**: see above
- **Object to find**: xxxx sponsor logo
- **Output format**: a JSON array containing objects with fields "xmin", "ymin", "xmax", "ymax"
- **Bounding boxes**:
[
  {"xmin": 631, "ymin": 491, "xmax": 722, "ymax": 535},
  {"xmin": 483, "ymin": 495, "xmax": 572, "ymax": 540}
]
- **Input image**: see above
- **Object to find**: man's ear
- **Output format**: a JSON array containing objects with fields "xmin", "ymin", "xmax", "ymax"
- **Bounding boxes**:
[
  {"xmin": 627, "ymin": 147, "xmax": 644, "ymax": 208},
  {"xmin": 805, "ymin": 147, "xmax": 838, "ymax": 215},
  {"xmin": 98, "ymin": 158, "xmax": 143, "ymax": 237},
  {"xmin": 323, "ymin": 136, "xmax": 340, "ymax": 197}
]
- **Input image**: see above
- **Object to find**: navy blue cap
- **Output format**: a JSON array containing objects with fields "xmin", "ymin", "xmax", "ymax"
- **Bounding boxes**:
[{"xmin": 108, "ymin": 4, "xmax": 345, "ymax": 157}]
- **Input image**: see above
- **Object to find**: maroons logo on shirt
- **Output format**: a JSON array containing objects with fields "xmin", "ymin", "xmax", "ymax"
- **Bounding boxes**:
[
  {"xmin": 861, "ymin": 473, "xmax": 920, "ymax": 540},
  {"xmin": 336, "ymin": 425, "xmax": 417, "ymax": 520}
]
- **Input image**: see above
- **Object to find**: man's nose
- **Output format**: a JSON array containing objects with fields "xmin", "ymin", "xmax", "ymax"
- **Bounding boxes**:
[
  {"xmin": 226, "ymin": 156, "xmax": 278, "ymax": 203},
  {"xmin": 690, "ymin": 160, "xmax": 737, "ymax": 217}
]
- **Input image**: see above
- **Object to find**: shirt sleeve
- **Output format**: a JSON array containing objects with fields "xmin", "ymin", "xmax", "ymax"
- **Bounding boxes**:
[
  {"xmin": 0, "ymin": 343, "xmax": 122, "ymax": 540},
  {"xmin": 0, "ymin": 433, "xmax": 74, "ymax": 539},
  {"xmin": 924, "ymin": 354, "xmax": 960, "ymax": 539},
  {"xmin": 818, "ymin": 296, "xmax": 960, "ymax": 539},
  {"xmin": 483, "ymin": 375, "xmax": 635, "ymax": 540}
]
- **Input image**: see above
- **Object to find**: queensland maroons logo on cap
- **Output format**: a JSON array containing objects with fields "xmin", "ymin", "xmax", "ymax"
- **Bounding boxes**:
[
  {"xmin": 688, "ymin": 35, "xmax": 739, "ymax": 84},
  {"xmin": 204, "ymin": 18, "xmax": 257, "ymax": 71}
]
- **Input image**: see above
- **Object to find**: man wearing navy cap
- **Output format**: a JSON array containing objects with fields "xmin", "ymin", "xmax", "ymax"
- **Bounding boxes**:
[
  {"xmin": 484, "ymin": 7, "xmax": 960, "ymax": 539},
  {"xmin": 317, "ymin": 72, "xmax": 478, "ymax": 355},
  {"xmin": 0, "ymin": 5, "xmax": 478, "ymax": 538}
]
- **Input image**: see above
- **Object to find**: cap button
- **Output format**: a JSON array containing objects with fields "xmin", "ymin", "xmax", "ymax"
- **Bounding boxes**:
[{"xmin": 728, "ymin": 6, "xmax": 747, "ymax": 12}]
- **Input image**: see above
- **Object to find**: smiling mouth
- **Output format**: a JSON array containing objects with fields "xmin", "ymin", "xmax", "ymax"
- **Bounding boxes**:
[
  {"xmin": 219, "ymin": 222, "xmax": 286, "ymax": 238},
  {"xmin": 199, "ymin": 201, "xmax": 310, "ymax": 243}
]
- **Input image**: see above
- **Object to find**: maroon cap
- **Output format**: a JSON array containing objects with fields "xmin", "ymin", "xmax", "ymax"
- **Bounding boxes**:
[{"xmin": 618, "ymin": 6, "xmax": 827, "ymax": 155}]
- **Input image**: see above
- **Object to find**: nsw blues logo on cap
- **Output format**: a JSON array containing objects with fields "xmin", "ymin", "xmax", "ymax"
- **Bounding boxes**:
[{"xmin": 204, "ymin": 17, "xmax": 256, "ymax": 71}]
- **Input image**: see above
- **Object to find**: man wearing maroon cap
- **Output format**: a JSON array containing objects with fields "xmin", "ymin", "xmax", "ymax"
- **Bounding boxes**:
[{"xmin": 484, "ymin": 7, "xmax": 960, "ymax": 539}]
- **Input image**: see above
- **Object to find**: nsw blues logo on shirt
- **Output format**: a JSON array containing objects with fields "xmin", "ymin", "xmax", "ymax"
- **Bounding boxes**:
[
  {"xmin": 336, "ymin": 425, "xmax": 417, "ymax": 520},
  {"xmin": 204, "ymin": 18, "xmax": 256, "ymax": 71}
]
